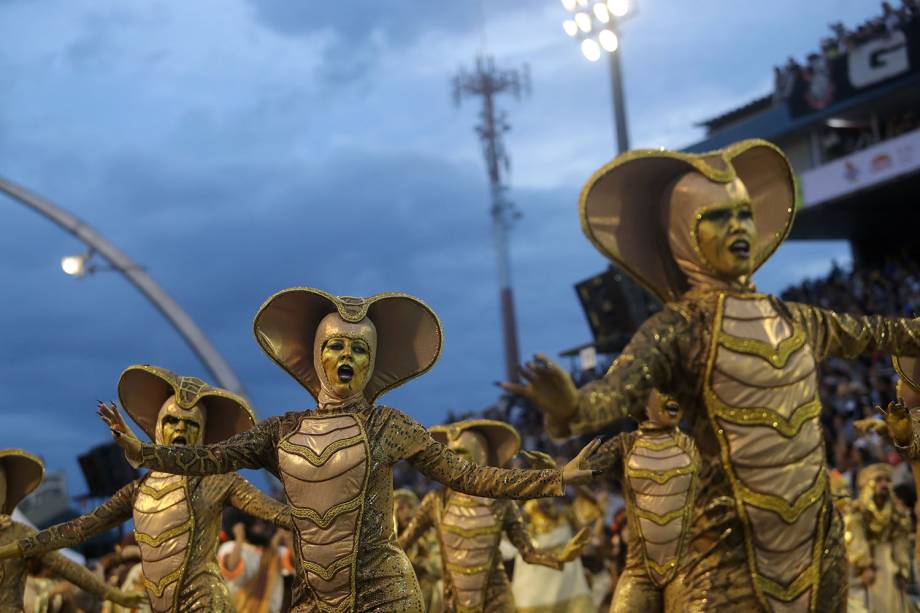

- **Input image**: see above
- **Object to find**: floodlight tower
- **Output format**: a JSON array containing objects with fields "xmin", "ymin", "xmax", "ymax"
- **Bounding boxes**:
[
  {"xmin": 561, "ymin": 0, "xmax": 636, "ymax": 153},
  {"xmin": 452, "ymin": 56, "xmax": 531, "ymax": 383}
]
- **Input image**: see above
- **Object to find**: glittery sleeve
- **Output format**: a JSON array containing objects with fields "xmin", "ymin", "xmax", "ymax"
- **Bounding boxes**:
[
  {"xmin": 398, "ymin": 490, "xmax": 437, "ymax": 551},
  {"xmin": 784, "ymin": 301, "xmax": 920, "ymax": 362},
  {"xmin": 225, "ymin": 472, "xmax": 292, "ymax": 530},
  {"xmin": 40, "ymin": 547, "xmax": 120, "ymax": 601},
  {"xmin": 553, "ymin": 307, "xmax": 691, "ymax": 439},
  {"xmin": 140, "ymin": 415, "xmax": 287, "ymax": 477},
  {"xmin": 385, "ymin": 408, "xmax": 563, "ymax": 499},
  {"xmin": 585, "ymin": 432, "xmax": 632, "ymax": 475},
  {"xmin": 17, "ymin": 482, "xmax": 136, "ymax": 558},
  {"xmin": 892, "ymin": 506, "xmax": 913, "ymax": 580},
  {"xmin": 501, "ymin": 501, "xmax": 562, "ymax": 570}
]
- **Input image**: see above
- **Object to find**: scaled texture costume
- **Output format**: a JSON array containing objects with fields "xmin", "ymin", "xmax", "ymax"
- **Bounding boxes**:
[
  {"xmin": 547, "ymin": 140, "xmax": 920, "ymax": 612},
  {"xmin": 15, "ymin": 367, "xmax": 291, "ymax": 613},
  {"xmin": 0, "ymin": 450, "xmax": 129, "ymax": 612},
  {"xmin": 587, "ymin": 393, "xmax": 699, "ymax": 612},
  {"xmin": 132, "ymin": 290, "xmax": 564, "ymax": 612}
]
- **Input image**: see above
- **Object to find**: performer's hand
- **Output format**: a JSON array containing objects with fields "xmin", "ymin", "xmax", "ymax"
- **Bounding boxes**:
[
  {"xmin": 0, "ymin": 543, "xmax": 20, "ymax": 560},
  {"xmin": 853, "ymin": 417, "xmax": 887, "ymax": 436},
  {"xmin": 557, "ymin": 527, "xmax": 590, "ymax": 563},
  {"xmin": 97, "ymin": 401, "xmax": 142, "ymax": 464},
  {"xmin": 880, "ymin": 399, "xmax": 913, "ymax": 448},
  {"xmin": 521, "ymin": 450, "xmax": 558, "ymax": 470},
  {"xmin": 500, "ymin": 354, "xmax": 578, "ymax": 425},
  {"xmin": 108, "ymin": 588, "xmax": 147, "ymax": 608},
  {"xmin": 562, "ymin": 438, "xmax": 603, "ymax": 486}
]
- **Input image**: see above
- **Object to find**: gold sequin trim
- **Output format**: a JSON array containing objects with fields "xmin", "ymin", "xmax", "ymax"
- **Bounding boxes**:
[
  {"xmin": 279, "ymin": 434, "xmax": 364, "ymax": 466},
  {"xmin": 135, "ymin": 517, "xmax": 193, "ymax": 548},
  {"xmin": 737, "ymin": 472, "xmax": 825, "ymax": 523},
  {"xmin": 301, "ymin": 553, "xmax": 355, "ymax": 582},
  {"xmin": 441, "ymin": 523, "xmax": 502, "ymax": 539},
  {"xmin": 632, "ymin": 505, "xmax": 687, "ymax": 527},
  {"xmin": 143, "ymin": 565, "xmax": 183, "ymax": 598},
  {"xmin": 706, "ymin": 390, "xmax": 821, "ymax": 438},
  {"xmin": 291, "ymin": 495, "xmax": 362, "ymax": 529},
  {"xmin": 625, "ymin": 464, "xmax": 695, "ymax": 485},
  {"xmin": 138, "ymin": 480, "xmax": 185, "ymax": 500},
  {"xmin": 717, "ymin": 325, "xmax": 805, "ymax": 368},
  {"xmin": 633, "ymin": 438, "xmax": 678, "ymax": 452},
  {"xmin": 646, "ymin": 558, "xmax": 678, "ymax": 575},
  {"xmin": 446, "ymin": 560, "xmax": 493, "ymax": 575},
  {"xmin": 756, "ymin": 566, "xmax": 816, "ymax": 603}
]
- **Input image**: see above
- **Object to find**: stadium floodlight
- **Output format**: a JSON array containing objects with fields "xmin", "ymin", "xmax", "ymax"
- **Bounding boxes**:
[
  {"xmin": 593, "ymin": 3, "xmax": 611, "ymax": 23},
  {"xmin": 574, "ymin": 12, "xmax": 592, "ymax": 32},
  {"xmin": 598, "ymin": 29, "xmax": 619, "ymax": 52},
  {"xmin": 561, "ymin": 0, "xmax": 577, "ymax": 10},
  {"xmin": 563, "ymin": 19, "xmax": 579, "ymax": 36},
  {"xmin": 581, "ymin": 38, "xmax": 602, "ymax": 61},
  {"xmin": 61, "ymin": 254, "xmax": 87, "ymax": 277},
  {"xmin": 607, "ymin": 0, "xmax": 629, "ymax": 17}
]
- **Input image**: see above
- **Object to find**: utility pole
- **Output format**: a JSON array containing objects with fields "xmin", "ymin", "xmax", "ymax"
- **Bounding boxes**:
[{"xmin": 452, "ymin": 56, "xmax": 530, "ymax": 383}]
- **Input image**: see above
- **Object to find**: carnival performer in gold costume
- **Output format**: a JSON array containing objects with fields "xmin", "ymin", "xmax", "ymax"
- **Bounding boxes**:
[
  {"xmin": 398, "ymin": 419, "xmax": 589, "ymax": 613},
  {"xmin": 584, "ymin": 390, "xmax": 698, "ymax": 612},
  {"xmin": 97, "ymin": 289, "xmax": 599, "ymax": 612},
  {"xmin": 503, "ymin": 139, "xmax": 920, "ymax": 612},
  {"xmin": 0, "ymin": 366, "xmax": 292, "ymax": 613},
  {"xmin": 0, "ymin": 449, "xmax": 143, "ymax": 611},
  {"xmin": 394, "ymin": 489, "xmax": 443, "ymax": 613},
  {"xmin": 843, "ymin": 463, "xmax": 913, "ymax": 613}
]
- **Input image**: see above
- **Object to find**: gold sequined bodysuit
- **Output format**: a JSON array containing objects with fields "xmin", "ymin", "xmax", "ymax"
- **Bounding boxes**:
[
  {"xmin": 590, "ymin": 422, "xmax": 699, "ymax": 612},
  {"xmin": 17, "ymin": 473, "xmax": 289, "ymax": 612},
  {"xmin": 137, "ymin": 404, "xmax": 563, "ymax": 612},
  {"xmin": 550, "ymin": 290, "xmax": 920, "ymax": 612},
  {"xmin": 1, "ymin": 519, "xmax": 119, "ymax": 612},
  {"xmin": 400, "ymin": 489, "xmax": 565, "ymax": 613}
]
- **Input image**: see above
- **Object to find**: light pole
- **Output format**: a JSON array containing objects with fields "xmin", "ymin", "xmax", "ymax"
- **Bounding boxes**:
[
  {"xmin": 561, "ymin": 0, "xmax": 634, "ymax": 153},
  {"xmin": 0, "ymin": 176, "xmax": 246, "ymax": 396}
]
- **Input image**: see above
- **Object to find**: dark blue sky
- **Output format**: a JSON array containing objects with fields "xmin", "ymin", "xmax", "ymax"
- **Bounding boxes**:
[{"xmin": 1, "ymin": 0, "xmax": 871, "ymax": 497}]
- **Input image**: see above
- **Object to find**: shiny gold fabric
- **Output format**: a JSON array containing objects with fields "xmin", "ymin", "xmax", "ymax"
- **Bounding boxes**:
[
  {"xmin": 17, "ymin": 473, "xmax": 290, "ymax": 612},
  {"xmin": 137, "ymin": 404, "xmax": 563, "ymax": 612},
  {"xmin": 549, "ymin": 288, "xmax": 920, "ymax": 612},
  {"xmin": 279, "ymin": 413, "xmax": 369, "ymax": 612},
  {"xmin": 589, "ymin": 422, "xmax": 699, "ymax": 611},
  {"xmin": 399, "ymin": 489, "xmax": 564, "ymax": 613},
  {"xmin": 0, "ymin": 450, "xmax": 44, "ymax": 516},
  {"xmin": 1, "ymin": 519, "xmax": 118, "ymax": 612}
]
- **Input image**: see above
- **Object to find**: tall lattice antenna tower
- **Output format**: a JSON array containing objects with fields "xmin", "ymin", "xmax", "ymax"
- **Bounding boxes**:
[{"xmin": 452, "ymin": 56, "xmax": 531, "ymax": 383}]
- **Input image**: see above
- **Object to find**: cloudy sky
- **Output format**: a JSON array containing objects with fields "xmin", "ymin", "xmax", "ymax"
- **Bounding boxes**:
[{"xmin": 1, "ymin": 0, "xmax": 874, "ymax": 497}]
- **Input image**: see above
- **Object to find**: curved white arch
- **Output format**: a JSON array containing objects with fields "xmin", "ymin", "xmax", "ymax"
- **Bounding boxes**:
[{"xmin": 0, "ymin": 176, "xmax": 245, "ymax": 396}]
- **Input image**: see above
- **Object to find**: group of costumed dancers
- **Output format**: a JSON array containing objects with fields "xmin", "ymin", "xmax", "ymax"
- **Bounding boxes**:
[{"xmin": 1, "ymin": 139, "xmax": 920, "ymax": 612}]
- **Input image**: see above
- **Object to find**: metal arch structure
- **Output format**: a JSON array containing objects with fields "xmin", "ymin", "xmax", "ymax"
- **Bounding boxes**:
[{"xmin": 0, "ymin": 175, "xmax": 246, "ymax": 396}]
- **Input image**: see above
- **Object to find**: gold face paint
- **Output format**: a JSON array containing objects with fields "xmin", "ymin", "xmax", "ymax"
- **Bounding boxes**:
[
  {"xmin": 647, "ymin": 390, "xmax": 682, "ymax": 428},
  {"xmin": 320, "ymin": 336, "xmax": 372, "ymax": 399},
  {"xmin": 155, "ymin": 397, "xmax": 204, "ymax": 446},
  {"xmin": 694, "ymin": 179, "xmax": 758, "ymax": 281},
  {"xmin": 448, "ymin": 430, "xmax": 489, "ymax": 466}
]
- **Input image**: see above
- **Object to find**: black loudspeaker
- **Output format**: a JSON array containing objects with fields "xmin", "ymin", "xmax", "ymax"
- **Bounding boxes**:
[
  {"xmin": 78, "ymin": 442, "xmax": 139, "ymax": 498},
  {"xmin": 575, "ymin": 265, "xmax": 660, "ymax": 354}
]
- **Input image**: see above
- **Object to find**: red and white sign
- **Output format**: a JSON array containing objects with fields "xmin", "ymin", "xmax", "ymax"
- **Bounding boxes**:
[{"xmin": 800, "ymin": 127, "xmax": 920, "ymax": 206}]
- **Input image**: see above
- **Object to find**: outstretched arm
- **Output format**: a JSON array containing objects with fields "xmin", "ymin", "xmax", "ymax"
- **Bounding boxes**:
[
  {"xmin": 503, "ymin": 502, "xmax": 588, "ymax": 570},
  {"xmin": 396, "ymin": 411, "xmax": 600, "ymax": 499},
  {"xmin": 504, "ymin": 308, "xmax": 689, "ymax": 439},
  {"xmin": 398, "ymin": 491, "xmax": 437, "ymax": 551},
  {"xmin": 40, "ymin": 546, "xmax": 145, "ymax": 607},
  {"xmin": 101, "ymin": 401, "xmax": 283, "ymax": 476},
  {"xmin": 785, "ymin": 301, "xmax": 920, "ymax": 362},
  {"xmin": 584, "ymin": 433, "xmax": 630, "ymax": 475},
  {"xmin": 1, "ymin": 484, "xmax": 135, "ymax": 560},
  {"xmin": 226, "ymin": 473, "xmax": 292, "ymax": 530}
]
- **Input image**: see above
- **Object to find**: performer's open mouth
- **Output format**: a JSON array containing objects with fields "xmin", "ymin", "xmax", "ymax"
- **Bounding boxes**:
[
  {"xmin": 172, "ymin": 436, "xmax": 187, "ymax": 445},
  {"xmin": 664, "ymin": 402, "xmax": 680, "ymax": 417},
  {"xmin": 729, "ymin": 238, "xmax": 750, "ymax": 257},
  {"xmin": 338, "ymin": 364, "xmax": 354, "ymax": 383}
]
